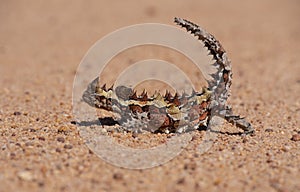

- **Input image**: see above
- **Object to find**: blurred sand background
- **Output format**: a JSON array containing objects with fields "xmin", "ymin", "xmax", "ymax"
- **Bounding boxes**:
[{"xmin": 0, "ymin": 0, "xmax": 299, "ymax": 191}]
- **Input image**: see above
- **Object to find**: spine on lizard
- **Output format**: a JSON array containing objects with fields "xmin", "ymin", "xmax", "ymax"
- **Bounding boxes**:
[{"xmin": 174, "ymin": 17, "xmax": 232, "ymax": 113}]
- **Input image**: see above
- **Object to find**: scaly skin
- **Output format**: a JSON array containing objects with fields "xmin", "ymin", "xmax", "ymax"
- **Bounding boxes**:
[{"xmin": 82, "ymin": 17, "xmax": 254, "ymax": 134}]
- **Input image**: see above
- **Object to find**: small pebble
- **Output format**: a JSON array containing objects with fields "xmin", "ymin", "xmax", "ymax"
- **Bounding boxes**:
[
  {"xmin": 113, "ymin": 173, "xmax": 123, "ymax": 180},
  {"xmin": 213, "ymin": 178, "xmax": 222, "ymax": 185},
  {"xmin": 29, "ymin": 128, "xmax": 36, "ymax": 132},
  {"xmin": 265, "ymin": 128, "xmax": 273, "ymax": 132},
  {"xmin": 177, "ymin": 177, "xmax": 185, "ymax": 184},
  {"xmin": 10, "ymin": 152, "xmax": 16, "ymax": 159},
  {"xmin": 38, "ymin": 181, "xmax": 45, "ymax": 187},
  {"xmin": 57, "ymin": 137, "xmax": 65, "ymax": 143},
  {"xmin": 100, "ymin": 128, "xmax": 108, "ymax": 134},
  {"xmin": 266, "ymin": 159, "xmax": 273, "ymax": 163},
  {"xmin": 55, "ymin": 148, "xmax": 61, "ymax": 153},
  {"xmin": 13, "ymin": 111, "xmax": 22, "ymax": 116},
  {"xmin": 191, "ymin": 135, "xmax": 199, "ymax": 141},
  {"xmin": 25, "ymin": 142, "xmax": 34, "ymax": 146},
  {"xmin": 184, "ymin": 162, "xmax": 197, "ymax": 171},
  {"xmin": 58, "ymin": 125, "xmax": 69, "ymax": 133},
  {"xmin": 282, "ymin": 145, "xmax": 291, "ymax": 152},
  {"xmin": 1, "ymin": 145, "xmax": 6, "ymax": 150},
  {"xmin": 64, "ymin": 144, "xmax": 73, "ymax": 149},
  {"xmin": 291, "ymin": 134, "xmax": 300, "ymax": 141},
  {"xmin": 242, "ymin": 137, "xmax": 249, "ymax": 143},
  {"xmin": 38, "ymin": 136, "xmax": 45, "ymax": 141},
  {"xmin": 17, "ymin": 171, "xmax": 33, "ymax": 181}
]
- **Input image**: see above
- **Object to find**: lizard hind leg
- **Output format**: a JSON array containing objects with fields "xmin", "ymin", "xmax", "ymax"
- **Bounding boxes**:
[{"xmin": 224, "ymin": 106, "xmax": 254, "ymax": 134}]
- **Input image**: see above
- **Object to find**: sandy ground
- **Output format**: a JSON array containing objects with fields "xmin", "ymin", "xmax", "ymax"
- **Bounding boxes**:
[{"xmin": 0, "ymin": 0, "xmax": 300, "ymax": 191}]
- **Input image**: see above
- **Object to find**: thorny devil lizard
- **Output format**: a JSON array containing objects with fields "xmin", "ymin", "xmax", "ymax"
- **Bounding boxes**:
[{"xmin": 82, "ymin": 17, "xmax": 254, "ymax": 135}]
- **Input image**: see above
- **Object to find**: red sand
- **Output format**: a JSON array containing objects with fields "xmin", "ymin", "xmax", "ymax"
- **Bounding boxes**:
[{"xmin": 0, "ymin": 1, "xmax": 299, "ymax": 191}]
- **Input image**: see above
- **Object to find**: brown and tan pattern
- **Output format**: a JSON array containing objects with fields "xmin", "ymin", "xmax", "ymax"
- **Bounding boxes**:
[{"xmin": 82, "ymin": 18, "xmax": 253, "ymax": 134}]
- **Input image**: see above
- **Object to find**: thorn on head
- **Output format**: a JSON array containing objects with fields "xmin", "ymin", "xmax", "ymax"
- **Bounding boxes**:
[
  {"xmin": 101, "ymin": 84, "xmax": 107, "ymax": 91},
  {"xmin": 108, "ymin": 84, "xmax": 114, "ymax": 91}
]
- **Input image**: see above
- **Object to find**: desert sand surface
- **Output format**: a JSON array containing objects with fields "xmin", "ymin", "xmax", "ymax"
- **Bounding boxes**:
[{"xmin": 0, "ymin": 0, "xmax": 299, "ymax": 191}]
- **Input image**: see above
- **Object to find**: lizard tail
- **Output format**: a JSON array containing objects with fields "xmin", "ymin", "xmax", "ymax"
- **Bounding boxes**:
[
  {"xmin": 174, "ymin": 17, "xmax": 232, "ymax": 113},
  {"xmin": 174, "ymin": 17, "xmax": 253, "ymax": 134}
]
